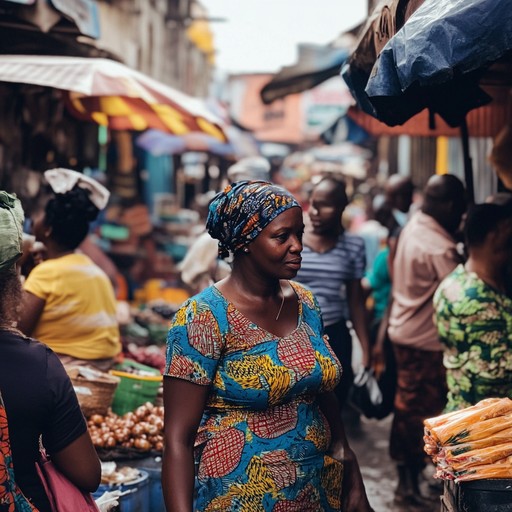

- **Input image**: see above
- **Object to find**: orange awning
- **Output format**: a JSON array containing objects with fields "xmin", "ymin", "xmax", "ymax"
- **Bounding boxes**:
[{"xmin": 0, "ymin": 54, "xmax": 226, "ymax": 140}]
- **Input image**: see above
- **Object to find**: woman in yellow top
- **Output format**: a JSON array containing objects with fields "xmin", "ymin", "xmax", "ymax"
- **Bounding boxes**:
[{"xmin": 19, "ymin": 169, "xmax": 121, "ymax": 370}]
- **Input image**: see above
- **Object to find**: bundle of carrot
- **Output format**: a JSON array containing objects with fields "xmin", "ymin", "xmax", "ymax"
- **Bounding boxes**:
[{"xmin": 424, "ymin": 398, "xmax": 512, "ymax": 482}]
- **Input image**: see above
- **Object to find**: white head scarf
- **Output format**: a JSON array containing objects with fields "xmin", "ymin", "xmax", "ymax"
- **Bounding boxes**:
[{"xmin": 44, "ymin": 168, "xmax": 110, "ymax": 210}]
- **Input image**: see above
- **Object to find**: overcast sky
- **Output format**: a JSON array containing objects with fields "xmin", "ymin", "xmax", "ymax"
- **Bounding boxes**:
[{"xmin": 203, "ymin": 0, "xmax": 368, "ymax": 74}]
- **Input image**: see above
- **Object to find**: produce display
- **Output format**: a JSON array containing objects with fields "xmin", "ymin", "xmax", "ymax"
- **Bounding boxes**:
[
  {"xmin": 100, "ymin": 462, "xmax": 141, "ymax": 485},
  {"xmin": 121, "ymin": 299, "xmax": 176, "ymax": 350},
  {"xmin": 88, "ymin": 402, "xmax": 164, "ymax": 453},
  {"xmin": 125, "ymin": 343, "xmax": 166, "ymax": 374},
  {"xmin": 424, "ymin": 397, "xmax": 512, "ymax": 482}
]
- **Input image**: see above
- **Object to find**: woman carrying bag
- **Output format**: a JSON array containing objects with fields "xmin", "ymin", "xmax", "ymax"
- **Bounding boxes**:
[{"xmin": 0, "ymin": 191, "xmax": 100, "ymax": 511}]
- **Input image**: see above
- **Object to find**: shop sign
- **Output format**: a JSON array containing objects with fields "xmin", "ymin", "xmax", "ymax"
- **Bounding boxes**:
[
  {"xmin": 49, "ymin": 0, "xmax": 100, "ymax": 38},
  {"xmin": 302, "ymin": 76, "xmax": 352, "ymax": 137}
]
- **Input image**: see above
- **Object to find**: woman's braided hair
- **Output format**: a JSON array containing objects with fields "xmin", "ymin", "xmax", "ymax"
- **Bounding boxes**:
[{"xmin": 45, "ymin": 186, "xmax": 99, "ymax": 250}]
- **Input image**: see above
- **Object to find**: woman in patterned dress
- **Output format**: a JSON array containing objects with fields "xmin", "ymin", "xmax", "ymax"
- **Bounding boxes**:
[
  {"xmin": 434, "ymin": 202, "xmax": 512, "ymax": 411},
  {"xmin": 162, "ymin": 181, "xmax": 373, "ymax": 512}
]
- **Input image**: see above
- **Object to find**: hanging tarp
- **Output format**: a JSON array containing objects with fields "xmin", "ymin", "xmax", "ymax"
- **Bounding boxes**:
[
  {"xmin": 0, "ymin": 0, "xmax": 99, "ymax": 37},
  {"xmin": 341, "ymin": 0, "xmax": 426, "ymax": 117},
  {"xmin": 48, "ymin": 0, "xmax": 100, "ymax": 39},
  {"xmin": 347, "ymin": 84, "xmax": 510, "ymax": 138},
  {"xmin": 365, "ymin": 0, "xmax": 512, "ymax": 127},
  {"xmin": 260, "ymin": 44, "xmax": 349, "ymax": 105}
]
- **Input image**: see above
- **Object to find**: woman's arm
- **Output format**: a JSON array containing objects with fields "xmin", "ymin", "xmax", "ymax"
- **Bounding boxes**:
[
  {"xmin": 162, "ymin": 377, "xmax": 210, "ymax": 512},
  {"xmin": 52, "ymin": 432, "xmax": 101, "ymax": 492},
  {"xmin": 318, "ymin": 392, "xmax": 373, "ymax": 512},
  {"xmin": 372, "ymin": 301, "xmax": 391, "ymax": 378},
  {"xmin": 347, "ymin": 279, "xmax": 371, "ymax": 368},
  {"xmin": 18, "ymin": 291, "xmax": 45, "ymax": 336}
]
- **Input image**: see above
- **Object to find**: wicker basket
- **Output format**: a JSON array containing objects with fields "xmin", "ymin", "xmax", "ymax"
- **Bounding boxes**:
[{"xmin": 67, "ymin": 366, "xmax": 121, "ymax": 417}]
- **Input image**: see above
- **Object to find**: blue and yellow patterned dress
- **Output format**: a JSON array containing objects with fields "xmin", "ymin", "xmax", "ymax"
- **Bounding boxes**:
[{"xmin": 164, "ymin": 280, "xmax": 343, "ymax": 511}]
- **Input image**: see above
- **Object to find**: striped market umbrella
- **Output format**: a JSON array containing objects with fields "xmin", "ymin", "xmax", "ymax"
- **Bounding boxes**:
[{"xmin": 0, "ymin": 54, "xmax": 226, "ymax": 140}]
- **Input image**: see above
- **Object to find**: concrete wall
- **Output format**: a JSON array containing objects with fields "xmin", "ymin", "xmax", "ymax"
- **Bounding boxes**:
[{"xmin": 96, "ymin": 0, "xmax": 212, "ymax": 96}]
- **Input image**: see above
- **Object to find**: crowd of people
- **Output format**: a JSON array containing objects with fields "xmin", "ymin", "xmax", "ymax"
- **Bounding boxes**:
[{"xmin": 1, "ymin": 158, "xmax": 511, "ymax": 512}]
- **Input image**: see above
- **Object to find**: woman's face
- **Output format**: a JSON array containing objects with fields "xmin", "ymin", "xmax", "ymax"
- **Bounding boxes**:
[
  {"xmin": 308, "ymin": 182, "xmax": 346, "ymax": 234},
  {"xmin": 247, "ymin": 207, "xmax": 304, "ymax": 279}
]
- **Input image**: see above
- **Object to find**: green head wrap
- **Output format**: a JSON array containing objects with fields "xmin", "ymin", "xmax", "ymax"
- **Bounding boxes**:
[{"xmin": 0, "ymin": 191, "xmax": 24, "ymax": 272}]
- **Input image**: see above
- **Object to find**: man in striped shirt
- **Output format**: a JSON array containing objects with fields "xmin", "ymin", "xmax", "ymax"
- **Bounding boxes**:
[{"xmin": 296, "ymin": 177, "xmax": 370, "ymax": 407}]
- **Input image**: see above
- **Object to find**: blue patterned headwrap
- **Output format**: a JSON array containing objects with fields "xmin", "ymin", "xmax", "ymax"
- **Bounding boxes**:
[{"xmin": 206, "ymin": 181, "xmax": 300, "ymax": 258}]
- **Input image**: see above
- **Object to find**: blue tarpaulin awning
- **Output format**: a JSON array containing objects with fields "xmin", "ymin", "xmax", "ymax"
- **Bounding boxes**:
[
  {"xmin": 342, "ymin": 0, "xmax": 512, "ymax": 202},
  {"xmin": 364, "ymin": 0, "xmax": 512, "ymax": 127}
]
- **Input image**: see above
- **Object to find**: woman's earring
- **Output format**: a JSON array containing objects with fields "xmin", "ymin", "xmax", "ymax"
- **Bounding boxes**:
[{"xmin": 243, "ymin": 247, "xmax": 249, "ymax": 253}]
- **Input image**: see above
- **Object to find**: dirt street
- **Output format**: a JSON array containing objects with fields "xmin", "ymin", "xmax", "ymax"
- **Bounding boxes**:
[{"xmin": 344, "ymin": 410, "xmax": 442, "ymax": 512}]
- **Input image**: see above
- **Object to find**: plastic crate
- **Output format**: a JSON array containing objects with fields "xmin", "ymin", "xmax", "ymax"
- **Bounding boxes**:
[
  {"xmin": 442, "ymin": 479, "xmax": 512, "ymax": 512},
  {"xmin": 109, "ymin": 360, "xmax": 162, "ymax": 416}
]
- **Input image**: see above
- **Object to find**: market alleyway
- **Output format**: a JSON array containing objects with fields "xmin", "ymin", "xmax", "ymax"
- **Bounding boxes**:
[{"xmin": 344, "ymin": 410, "xmax": 442, "ymax": 512}]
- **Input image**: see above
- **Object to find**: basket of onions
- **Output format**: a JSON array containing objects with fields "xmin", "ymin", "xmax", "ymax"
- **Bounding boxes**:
[{"xmin": 88, "ymin": 402, "xmax": 164, "ymax": 459}]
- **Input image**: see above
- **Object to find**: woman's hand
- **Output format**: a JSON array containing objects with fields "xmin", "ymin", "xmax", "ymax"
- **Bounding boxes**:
[
  {"xmin": 318, "ymin": 393, "xmax": 373, "ymax": 512},
  {"xmin": 347, "ymin": 279, "xmax": 372, "ymax": 369},
  {"xmin": 372, "ymin": 302, "xmax": 392, "ymax": 378},
  {"xmin": 342, "ymin": 448, "xmax": 375, "ymax": 512},
  {"xmin": 162, "ymin": 377, "xmax": 209, "ymax": 512},
  {"xmin": 372, "ymin": 341, "xmax": 386, "ymax": 379}
]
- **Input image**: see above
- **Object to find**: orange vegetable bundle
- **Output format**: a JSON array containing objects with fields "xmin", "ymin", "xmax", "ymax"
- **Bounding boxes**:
[
  {"xmin": 455, "ymin": 456, "xmax": 512, "ymax": 482},
  {"xmin": 425, "ymin": 398, "xmax": 512, "ymax": 446},
  {"xmin": 424, "ymin": 398, "xmax": 512, "ymax": 483}
]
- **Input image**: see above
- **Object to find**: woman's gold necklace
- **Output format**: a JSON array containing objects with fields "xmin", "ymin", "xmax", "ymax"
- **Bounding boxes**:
[{"xmin": 275, "ymin": 282, "xmax": 285, "ymax": 321}]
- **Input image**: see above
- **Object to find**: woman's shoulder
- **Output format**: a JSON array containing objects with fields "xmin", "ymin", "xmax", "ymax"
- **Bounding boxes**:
[
  {"xmin": 26, "ymin": 253, "xmax": 91, "ymax": 281},
  {"xmin": 25, "ymin": 256, "xmax": 58, "ymax": 278},
  {"xmin": 171, "ymin": 286, "xmax": 228, "ymax": 322},
  {"xmin": 289, "ymin": 280, "xmax": 319, "ymax": 311},
  {"xmin": 183, "ymin": 285, "xmax": 225, "ymax": 307},
  {"xmin": 0, "ymin": 330, "xmax": 57, "ymax": 377},
  {"xmin": 435, "ymin": 264, "xmax": 489, "ymax": 311},
  {"xmin": 0, "ymin": 329, "xmax": 46, "ymax": 352}
]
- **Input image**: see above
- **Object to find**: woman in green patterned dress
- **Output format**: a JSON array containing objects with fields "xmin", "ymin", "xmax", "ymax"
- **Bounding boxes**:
[{"xmin": 434, "ymin": 203, "xmax": 512, "ymax": 411}]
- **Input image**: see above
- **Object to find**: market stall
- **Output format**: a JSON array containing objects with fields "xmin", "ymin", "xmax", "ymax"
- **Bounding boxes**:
[
  {"xmin": 66, "ymin": 280, "xmax": 190, "ymax": 512},
  {"xmin": 424, "ymin": 398, "xmax": 512, "ymax": 511}
]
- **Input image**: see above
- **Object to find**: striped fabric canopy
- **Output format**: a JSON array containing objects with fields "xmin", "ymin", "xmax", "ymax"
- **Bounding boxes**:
[{"xmin": 0, "ymin": 55, "xmax": 226, "ymax": 140}]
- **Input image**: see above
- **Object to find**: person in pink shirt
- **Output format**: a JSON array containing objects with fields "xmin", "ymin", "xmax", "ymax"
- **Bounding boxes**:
[{"xmin": 388, "ymin": 174, "xmax": 466, "ymax": 507}]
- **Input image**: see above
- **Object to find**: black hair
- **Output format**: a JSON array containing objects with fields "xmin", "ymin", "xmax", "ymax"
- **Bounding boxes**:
[
  {"xmin": 315, "ymin": 176, "xmax": 349, "ymax": 208},
  {"xmin": 423, "ymin": 175, "xmax": 466, "ymax": 211},
  {"xmin": 465, "ymin": 203, "xmax": 512, "ymax": 248},
  {"xmin": 0, "ymin": 268, "xmax": 21, "ymax": 328},
  {"xmin": 45, "ymin": 186, "xmax": 99, "ymax": 250}
]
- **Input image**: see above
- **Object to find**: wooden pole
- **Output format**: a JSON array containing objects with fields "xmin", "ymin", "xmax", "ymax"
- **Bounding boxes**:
[{"xmin": 460, "ymin": 117, "xmax": 474, "ymax": 204}]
